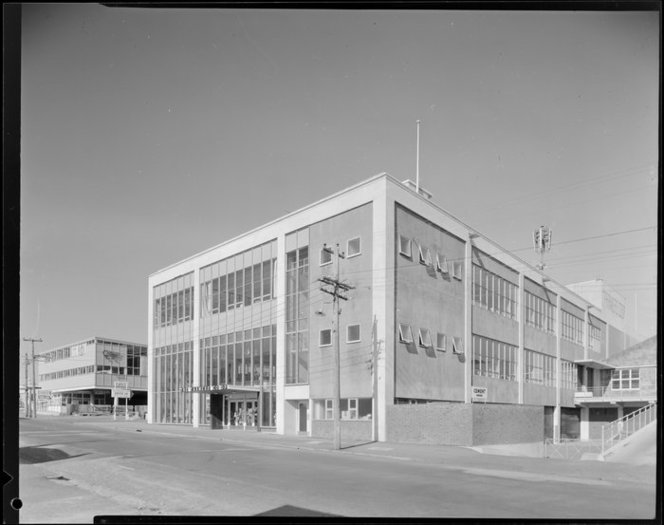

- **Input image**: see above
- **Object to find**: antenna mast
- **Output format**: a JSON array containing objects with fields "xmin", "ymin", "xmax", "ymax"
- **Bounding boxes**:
[
  {"xmin": 533, "ymin": 225, "xmax": 552, "ymax": 271},
  {"xmin": 415, "ymin": 120, "xmax": 421, "ymax": 193}
]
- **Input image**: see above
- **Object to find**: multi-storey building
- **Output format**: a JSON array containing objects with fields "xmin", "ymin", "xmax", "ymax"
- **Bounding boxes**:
[
  {"xmin": 36, "ymin": 337, "xmax": 148, "ymax": 414},
  {"xmin": 147, "ymin": 174, "xmax": 636, "ymax": 447}
]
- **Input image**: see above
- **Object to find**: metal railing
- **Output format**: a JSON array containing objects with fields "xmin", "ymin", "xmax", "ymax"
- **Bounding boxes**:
[
  {"xmin": 601, "ymin": 401, "xmax": 657, "ymax": 456},
  {"xmin": 544, "ymin": 438, "xmax": 602, "ymax": 460},
  {"xmin": 574, "ymin": 386, "xmax": 653, "ymax": 402}
]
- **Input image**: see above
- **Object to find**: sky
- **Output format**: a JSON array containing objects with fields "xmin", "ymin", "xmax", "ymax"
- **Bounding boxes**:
[{"xmin": 19, "ymin": 5, "xmax": 659, "ymax": 361}]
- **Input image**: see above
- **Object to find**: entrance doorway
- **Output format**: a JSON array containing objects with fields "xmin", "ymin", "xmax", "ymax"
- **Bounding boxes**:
[
  {"xmin": 228, "ymin": 399, "xmax": 258, "ymax": 427},
  {"xmin": 298, "ymin": 402, "xmax": 308, "ymax": 433}
]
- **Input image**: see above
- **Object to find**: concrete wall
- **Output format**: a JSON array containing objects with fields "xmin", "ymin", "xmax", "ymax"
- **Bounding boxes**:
[
  {"xmin": 394, "ymin": 205, "xmax": 466, "ymax": 401},
  {"xmin": 311, "ymin": 420, "xmax": 372, "ymax": 442},
  {"xmin": 308, "ymin": 203, "xmax": 374, "ymax": 400},
  {"xmin": 472, "ymin": 404, "xmax": 543, "ymax": 445},
  {"xmin": 385, "ymin": 402, "xmax": 543, "ymax": 446},
  {"xmin": 523, "ymin": 383, "xmax": 556, "ymax": 406}
]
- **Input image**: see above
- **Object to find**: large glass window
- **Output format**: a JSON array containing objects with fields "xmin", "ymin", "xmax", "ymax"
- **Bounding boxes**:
[
  {"xmin": 286, "ymin": 246, "xmax": 309, "ymax": 384},
  {"xmin": 472, "ymin": 335, "xmax": 517, "ymax": 381},
  {"xmin": 472, "ymin": 265, "xmax": 516, "ymax": 319},
  {"xmin": 525, "ymin": 291, "xmax": 556, "ymax": 333},
  {"xmin": 561, "ymin": 311, "xmax": 584, "ymax": 344}
]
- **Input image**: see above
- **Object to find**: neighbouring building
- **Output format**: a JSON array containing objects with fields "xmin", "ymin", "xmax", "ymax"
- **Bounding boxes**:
[
  {"xmin": 572, "ymin": 335, "xmax": 657, "ymax": 440},
  {"xmin": 36, "ymin": 337, "xmax": 148, "ymax": 415},
  {"xmin": 147, "ymin": 173, "xmax": 642, "ymax": 447}
]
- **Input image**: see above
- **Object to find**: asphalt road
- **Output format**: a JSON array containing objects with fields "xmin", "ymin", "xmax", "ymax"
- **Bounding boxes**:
[{"xmin": 17, "ymin": 416, "xmax": 657, "ymax": 522}]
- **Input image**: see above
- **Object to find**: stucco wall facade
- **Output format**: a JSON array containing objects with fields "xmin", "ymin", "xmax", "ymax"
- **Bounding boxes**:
[{"xmin": 393, "ymin": 205, "xmax": 466, "ymax": 401}]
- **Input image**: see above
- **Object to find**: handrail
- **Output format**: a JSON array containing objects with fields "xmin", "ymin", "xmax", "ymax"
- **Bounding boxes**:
[
  {"xmin": 574, "ymin": 386, "xmax": 654, "ymax": 401},
  {"xmin": 601, "ymin": 401, "xmax": 657, "ymax": 456}
]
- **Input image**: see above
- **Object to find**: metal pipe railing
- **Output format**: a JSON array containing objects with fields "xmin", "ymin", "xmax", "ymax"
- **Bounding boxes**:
[{"xmin": 600, "ymin": 401, "xmax": 656, "ymax": 456}]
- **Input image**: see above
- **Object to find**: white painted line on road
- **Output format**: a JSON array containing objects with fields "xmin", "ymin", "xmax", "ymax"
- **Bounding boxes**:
[{"xmin": 117, "ymin": 465, "xmax": 135, "ymax": 471}]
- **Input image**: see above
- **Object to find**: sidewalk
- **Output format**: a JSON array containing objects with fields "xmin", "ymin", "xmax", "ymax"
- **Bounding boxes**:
[{"xmin": 58, "ymin": 415, "xmax": 655, "ymax": 486}]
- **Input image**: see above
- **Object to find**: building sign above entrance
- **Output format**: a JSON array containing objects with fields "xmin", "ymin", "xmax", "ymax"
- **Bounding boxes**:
[
  {"xmin": 181, "ymin": 384, "xmax": 262, "ymax": 394},
  {"xmin": 182, "ymin": 384, "xmax": 227, "ymax": 393}
]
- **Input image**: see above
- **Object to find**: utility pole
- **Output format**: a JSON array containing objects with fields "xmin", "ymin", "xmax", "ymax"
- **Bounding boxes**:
[
  {"xmin": 24, "ymin": 353, "xmax": 31, "ymax": 418},
  {"xmin": 319, "ymin": 243, "xmax": 354, "ymax": 450},
  {"xmin": 24, "ymin": 337, "xmax": 43, "ymax": 418},
  {"xmin": 372, "ymin": 316, "xmax": 378, "ymax": 442}
]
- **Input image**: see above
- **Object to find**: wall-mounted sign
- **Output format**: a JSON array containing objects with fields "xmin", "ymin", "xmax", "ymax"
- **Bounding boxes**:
[{"xmin": 471, "ymin": 386, "xmax": 488, "ymax": 401}]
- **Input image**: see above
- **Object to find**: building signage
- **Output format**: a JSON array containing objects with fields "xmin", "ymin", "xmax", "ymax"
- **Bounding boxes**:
[
  {"xmin": 181, "ymin": 384, "xmax": 227, "ymax": 393},
  {"xmin": 114, "ymin": 381, "xmax": 128, "ymax": 390},
  {"xmin": 112, "ymin": 388, "xmax": 132, "ymax": 399},
  {"xmin": 471, "ymin": 386, "xmax": 488, "ymax": 401}
]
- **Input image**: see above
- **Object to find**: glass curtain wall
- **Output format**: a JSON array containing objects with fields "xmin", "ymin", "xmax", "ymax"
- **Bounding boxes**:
[
  {"xmin": 286, "ymin": 246, "xmax": 309, "ymax": 384},
  {"xmin": 152, "ymin": 272, "xmax": 195, "ymax": 424},
  {"xmin": 198, "ymin": 240, "xmax": 278, "ymax": 427}
]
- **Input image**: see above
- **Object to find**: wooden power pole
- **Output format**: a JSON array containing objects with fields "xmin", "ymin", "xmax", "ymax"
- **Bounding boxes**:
[{"xmin": 319, "ymin": 243, "xmax": 354, "ymax": 450}]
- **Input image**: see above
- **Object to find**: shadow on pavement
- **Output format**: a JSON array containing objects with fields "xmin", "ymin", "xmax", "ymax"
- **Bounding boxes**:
[
  {"xmin": 256, "ymin": 504, "xmax": 340, "ymax": 516},
  {"xmin": 19, "ymin": 446, "xmax": 89, "ymax": 464}
]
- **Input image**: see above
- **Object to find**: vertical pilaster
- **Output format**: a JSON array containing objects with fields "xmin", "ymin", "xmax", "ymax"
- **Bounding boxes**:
[
  {"xmin": 275, "ymin": 234, "xmax": 286, "ymax": 434},
  {"xmin": 580, "ymin": 406, "xmax": 590, "ymax": 441},
  {"xmin": 554, "ymin": 294, "xmax": 562, "ymax": 443},
  {"xmin": 463, "ymin": 235, "xmax": 473, "ymax": 403},
  {"xmin": 192, "ymin": 268, "xmax": 201, "ymax": 428},
  {"xmin": 518, "ymin": 273, "xmax": 525, "ymax": 404},
  {"xmin": 147, "ymin": 283, "xmax": 154, "ymax": 425},
  {"xmin": 373, "ymin": 181, "xmax": 390, "ymax": 442}
]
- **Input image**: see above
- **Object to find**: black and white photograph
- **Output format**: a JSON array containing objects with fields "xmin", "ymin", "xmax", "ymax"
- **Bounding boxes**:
[{"xmin": 8, "ymin": 2, "xmax": 659, "ymax": 522}]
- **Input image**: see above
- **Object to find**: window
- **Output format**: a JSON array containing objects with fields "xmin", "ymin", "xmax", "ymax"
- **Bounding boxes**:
[
  {"xmin": 347, "ymin": 237, "xmax": 361, "ymax": 257},
  {"xmin": 399, "ymin": 235, "xmax": 412, "ymax": 258},
  {"xmin": 319, "ymin": 329, "xmax": 332, "ymax": 347},
  {"xmin": 435, "ymin": 333, "xmax": 447, "ymax": 352},
  {"xmin": 453, "ymin": 261, "xmax": 463, "ymax": 280},
  {"xmin": 418, "ymin": 245, "xmax": 432, "ymax": 267},
  {"xmin": 325, "ymin": 399, "xmax": 334, "ymax": 420},
  {"xmin": 347, "ymin": 324, "xmax": 361, "ymax": 343},
  {"xmin": 418, "ymin": 328, "xmax": 432, "ymax": 348},
  {"xmin": 320, "ymin": 246, "xmax": 333, "ymax": 266},
  {"xmin": 611, "ymin": 368, "xmax": 639, "ymax": 390},
  {"xmin": 472, "ymin": 264, "xmax": 517, "ymax": 320},
  {"xmin": 398, "ymin": 323, "xmax": 413, "ymax": 344},
  {"xmin": 452, "ymin": 336, "xmax": 464, "ymax": 354},
  {"xmin": 347, "ymin": 398, "xmax": 358, "ymax": 419},
  {"xmin": 472, "ymin": 335, "xmax": 517, "ymax": 381},
  {"xmin": 436, "ymin": 253, "xmax": 449, "ymax": 274}
]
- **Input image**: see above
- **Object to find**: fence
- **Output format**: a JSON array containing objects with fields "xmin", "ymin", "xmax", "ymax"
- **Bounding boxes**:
[
  {"xmin": 601, "ymin": 401, "xmax": 657, "ymax": 456},
  {"xmin": 574, "ymin": 386, "xmax": 654, "ymax": 402},
  {"xmin": 544, "ymin": 438, "xmax": 602, "ymax": 460}
]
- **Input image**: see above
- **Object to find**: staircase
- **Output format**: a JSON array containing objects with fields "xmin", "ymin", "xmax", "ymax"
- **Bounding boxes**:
[{"xmin": 600, "ymin": 401, "xmax": 657, "ymax": 458}]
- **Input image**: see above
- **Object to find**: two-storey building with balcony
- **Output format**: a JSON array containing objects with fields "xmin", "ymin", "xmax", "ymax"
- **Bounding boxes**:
[{"xmin": 36, "ymin": 337, "xmax": 148, "ymax": 415}]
